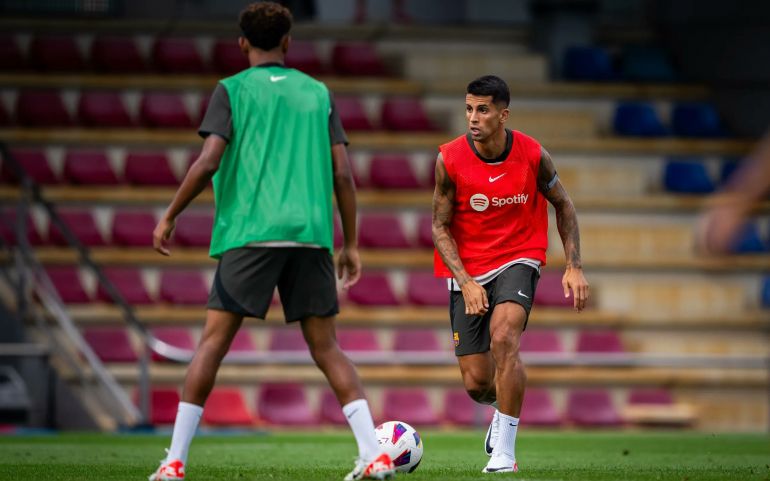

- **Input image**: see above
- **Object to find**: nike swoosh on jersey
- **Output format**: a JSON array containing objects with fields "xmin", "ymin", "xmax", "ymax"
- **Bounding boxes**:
[
  {"xmin": 270, "ymin": 75, "xmax": 287, "ymax": 82},
  {"xmin": 489, "ymin": 173, "xmax": 506, "ymax": 182}
]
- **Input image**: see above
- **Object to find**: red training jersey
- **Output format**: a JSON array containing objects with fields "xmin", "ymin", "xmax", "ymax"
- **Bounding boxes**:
[{"xmin": 434, "ymin": 130, "xmax": 549, "ymax": 278}]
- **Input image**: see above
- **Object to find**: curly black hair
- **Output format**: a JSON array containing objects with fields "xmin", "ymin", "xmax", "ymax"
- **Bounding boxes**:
[{"xmin": 239, "ymin": 2, "xmax": 293, "ymax": 51}]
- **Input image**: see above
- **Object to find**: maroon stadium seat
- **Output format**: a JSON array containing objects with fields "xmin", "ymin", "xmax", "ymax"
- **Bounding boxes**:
[
  {"xmin": 369, "ymin": 155, "xmax": 422, "ymax": 190},
  {"xmin": 285, "ymin": 41, "xmax": 325, "ymax": 76},
  {"xmin": 520, "ymin": 329, "xmax": 564, "ymax": 353},
  {"xmin": 0, "ymin": 208, "xmax": 44, "ymax": 246},
  {"xmin": 258, "ymin": 383, "xmax": 317, "ymax": 425},
  {"xmin": 392, "ymin": 328, "xmax": 441, "ymax": 352},
  {"xmin": 78, "ymin": 91, "xmax": 134, "ymax": 127},
  {"xmin": 381, "ymin": 97, "xmax": 436, "ymax": 132},
  {"xmin": 2, "ymin": 149, "xmax": 58, "ymax": 185},
  {"xmin": 383, "ymin": 388, "xmax": 440, "ymax": 426},
  {"xmin": 533, "ymin": 271, "xmax": 573, "ymax": 308},
  {"xmin": 63, "ymin": 150, "xmax": 120, "ymax": 185},
  {"xmin": 174, "ymin": 212, "xmax": 213, "ymax": 247},
  {"xmin": 359, "ymin": 214, "xmax": 410, "ymax": 248},
  {"xmin": 0, "ymin": 35, "xmax": 24, "ymax": 71},
  {"xmin": 520, "ymin": 388, "xmax": 562, "ymax": 426},
  {"xmin": 16, "ymin": 90, "xmax": 72, "ymax": 127},
  {"xmin": 29, "ymin": 35, "xmax": 85, "ymax": 72},
  {"xmin": 83, "ymin": 327, "xmax": 137, "ymax": 362},
  {"xmin": 159, "ymin": 270, "xmax": 208, "ymax": 305},
  {"xmin": 333, "ymin": 216, "xmax": 343, "ymax": 248},
  {"xmin": 319, "ymin": 389, "xmax": 347, "ymax": 424},
  {"xmin": 140, "ymin": 93, "xmax": 193, "ymax": 128},
  {"xmin": 575, "ymin": 330, "xmax": 625, "ymax": 353},
  {"xmin": 97, "ymin": 267, "xmax": 153, "ymax": 305},
  {"xmin": 147, "ymin": 388, "xmax": 180, "ymax": 425},
  {"xmin": 346, "ymin": 273, "xmax": 399, "ymax": 306},
  {"xmin": 416, "ymin": 214, "xmax": 433, "ymax": 248},
  {"xmin": 203, "ymin": 388, "xmax": 256, "ymax": 426},
  {"xmin": 334, "ymin": 97, "xmax": 374, "ymax": 131},
  {"xmin": 337, "ymin": 329, "xmax": 381, "ymax": 352},
  {"xmin": 124, "ymin": 152, "xmax": 178, "ymax": 185},
  {"xmin": 443, "ymin": 388, "xmax": 494, "ymax": 426},
  {"xmin": 91, "ymin": 36, "xmax": 147, "ymax": 73},
  {"xmin": 269, "ymin": 328, "xmax": 309, "ymax": 352},
  {"xmin": 211, "ymin": 39, "xmax": 249, "ymax": 74},
  {"xmin": 331, "ymin": 42, "xmax": 388, "ymax": 76},
  {"xmin": 227, "ymin": 329, "xmax": 257, "ymax": 354},
  {"xmin": 151, "ymin": 327, "xmax": 196, "ymax": 362},
  {"xmin": 46, "ymin": 266, "xmax": 91, "ymax": 304},
  {"xmin": 406, "ymin": 271, "xmax": 447, "ymax": 306},
  {"xmin": 111, "ymin": 211, "xmax": 156, "ymax": 247},
  {"xmin": 628, "ymin": 388, "xmax": 673, "ymax": 405},
  {"xmin": 49, "ymin": 209, "xmax": 106, "ymax": 247},
  {"xmin": 566, "ymin": 389, "xmax": 623, "ymax": 427},
  {"xmin": 152, "ymin": 37, "xmax": 206, "ymax": 73}
]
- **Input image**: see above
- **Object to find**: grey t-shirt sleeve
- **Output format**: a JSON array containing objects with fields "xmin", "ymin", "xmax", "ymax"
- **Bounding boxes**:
[
  {"xmin": 328, "ymin": 92, "xmax": 349, "ymax": 146},
  {"xmin": 198, "ymin": 83, "xmax": 232, "ymax": 141}
]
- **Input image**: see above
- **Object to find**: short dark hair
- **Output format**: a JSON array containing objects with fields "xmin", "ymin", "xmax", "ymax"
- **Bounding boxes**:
[
  {"xmin": 239, "ymin": 1, "xmax": 293, "ymax": 51},
  {"xmin": 466, "ymin": 75, "xmax": 510, "ymax": 107}
]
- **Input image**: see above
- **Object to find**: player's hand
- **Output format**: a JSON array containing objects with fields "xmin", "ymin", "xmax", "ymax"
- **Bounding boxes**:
[
  {"xmin": 152, "ymin": 217, "xmax": 175, "ymax": 256},
  {"xmin": 460, "ymin": 279, "xmax": 488, "ymax": 316},
  {"xmin": 337, "ymin": 245, "xmax": 361, "ymax": 290},
  {"xmin": 562, "ymin": 267, "xmax": 589, "ymax": 312}
]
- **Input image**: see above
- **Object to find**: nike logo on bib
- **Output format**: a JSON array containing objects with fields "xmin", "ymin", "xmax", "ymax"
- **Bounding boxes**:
[
  {"xmin": 517, "ymin": 290, "xmax": 529, "ymax": 299},
  {"xmin": 489, "ymin": 173, "xmax": 506, "ymax": 183},
  {"xmin": 270, "ymin": 75, "xmax": 287, "ymax": 82}
]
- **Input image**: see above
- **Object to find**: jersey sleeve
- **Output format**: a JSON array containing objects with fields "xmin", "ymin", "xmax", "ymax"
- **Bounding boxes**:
[
  {"xmin": 198, "ymin": 83, "xmax": 232, "ymax": 141},
  {"xmin": 328, "ymin": 92, "xmax": 349, "ymax": 146}
]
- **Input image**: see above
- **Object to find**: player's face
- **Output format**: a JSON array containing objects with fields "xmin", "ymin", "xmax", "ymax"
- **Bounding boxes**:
[{"xmin": 465, "ymin": 94, "xmax": 508, "ymax": 142}]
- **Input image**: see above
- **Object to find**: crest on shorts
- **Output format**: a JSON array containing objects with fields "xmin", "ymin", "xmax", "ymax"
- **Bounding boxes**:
[{"xmin": 453, "ymin": 331, "xmax": 460, "ymax": 346}]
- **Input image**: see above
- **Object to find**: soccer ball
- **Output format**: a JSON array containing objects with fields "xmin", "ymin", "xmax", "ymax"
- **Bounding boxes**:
[{"xmin": 374, "ymin": 420, "xmax": 423, "ymax": 473}]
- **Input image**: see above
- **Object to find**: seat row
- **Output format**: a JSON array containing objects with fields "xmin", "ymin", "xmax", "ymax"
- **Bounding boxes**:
[
  {"xmin": 0, "ymin": 35, "xmax": 388, "ymax": 76},
  {"xmin": 614, "ymin": 101, "xmax": 726, "ymax": 138},
  {"xmin": 563, "ymin": 45, "xmax": 676, "ymax": 83}
]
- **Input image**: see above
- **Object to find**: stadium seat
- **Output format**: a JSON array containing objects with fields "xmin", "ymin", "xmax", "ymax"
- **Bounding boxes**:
[
  {"xmin": 97, "ymin": 267, "xmax": 153, "ymax": 305},
  {"xmin": 369, "ymin": 155, "xmax": 422, "ymax": 189},
  {"xmin": 533, "ymin": 271, "xmax": 573, "ymax": 308},
  {"xmin": 405, "ymin": 271, "xmax": 447, "ymax": 306},
  {"xmin": 111, "ymin": 211, "xmax": 156, "ymax": 247},
  {"xmin": 48, "ymin": 209, "xmax": 106, "ymax": 247},
  {"xmin": 140, "ymin": 93, "xmax": 193, "ymax": 128},
  {"xmin": 147, "ymin": 388, "xmax": 180, "ymax": 425},
  {"xmin": 416, "ymin": 214, "xmax": 434, "ymax": 248},
  {"xmin": 285, "ymin": 41, "xmax": 325, "ymax": 76},
  {"xmin": 151, "ymin": 327, "xmax": 196, "ymax": 362},
  {"xmin": 78, "ymin": 91, "xmax": 134, "ymax": 127},
  {"xmin": 621, "ymin": 46, "xmax": 676, "ymax": 82},
  {"xmin": 443, "ymin": 389, "xmax": 494, "ymax": 426},
  {"xmin": 203, "ymin": 388, "xmax": 256, "ymax": 426},
  {"xmin": 16, "ymin": 90, "xmax": 72, "ymax": 127},
  {"xmin": 29, "ymin": 35, "xmax": 85, "ymax": 72},
  {"xmin": 333, "ymin": 216, "xmax": 344, "ymax": 248},
  {"xmin": 331, "ymin": 42, "xmax": 388, "ymax": 76},
  {"xmin": 0, "ymin": 35, "xmax": 24, "ymax": 71},
  {"xmin": 337, "ymin": 329, "xmax": 381, "ymax": 352},
  {"xmin": 83, "ymin": 327, "xmax": 137, "ymax": 362},
  {"xmin": 124, "ymin": 152, "xmax": 178, "ymax": 185},
  {"xmin": 392, "ymin": 328, "xmax": 442, "ymax": 352},
  {"xmin": 319, "ymin": 389, "xmax": 347, "ymax": 424},
  {"xmin": 520, "ymin": 329, "xmax": 563, "ymax": 353},
  {"xmin": 334, "ymin": 97, "xmax": 374, "ymax": 131},
  {"xmin": 762, "ymin": 277, "xmax": 770, "ymax": 308},
  {"xmin": 269, "ymin": 328, "xmax": 309, "ymax": 352},
  {"xmin": 159, "ymin": 270, "xmax": 209, "ymax": 305},
  {"xmin": 729, "ymin": 223, "xmax": 766, "ymax": 253},
  {"xmin": 91, "ymin": 36, "xmax": 147, "ymax": 73},
  {"xmin": 346, "ymin": 273, "xmax": 400, "ymax": 306},
  {"xmin": 520, "ymin": 388, "xmax": 562, "ymax": 426},
  {"xmin": 227, "ymin": 329, "xmax": 257, "ymax": 354},
  {"xmin": 575, "ymin": 330, "xmax": 625, "ymax": 353},
  {"xmin": 381, "ymin": 98, "xmax": 436, "ymax": 132},
  {"xmin": 613, "ymin": 102, "xmax": 668, "ymax": 137},
  {"xmin": 671, "ymin": 102, "xmax": 724, "ymax": 138},
  {"xmin": 663, "ymin": 159, "xmax": 715, "ymax": 194},
  {"xmin": 1, "ymin": 149, "xmax": 58, "ymax": 185},
  {"xmin": 382, "ymin": 388, "xmax": 440, "ymax": 426},
  {"xmin": 46, "ymin": 266, "xmax": 91, "ymax": 304},
  {"xmin": 566, "ymin": 389, "xmax": 623, "ymax": 426},
  {"xmin": 563, "ymin": 46, "xmax": 615, "ymax": 81},
  {"xmin": 258, "ymin": 383, "xmax": 317, "ymax": 425},
  {"xmin": 63, "ymin": 150, "xmax": 120, "ymax": 185},
  {"xmin": 211, "ymin": 39, "xmax": 249, "ymax": 74},
  {"xmin": 628, "ymin": 388, "xmax": 673, "ymax": 405},
  {"xmin": 174, "ymin": 212, "xmax": 214, "ymax": 247},
  {"xmin": 359, "ymin": 214, "xmax": 410, "ymax": 248},
  {"xmin": 0, "ymin": 208, "xmax": 44, "ymax": 246},
  {"xmin": 720, "ymin": 159, "xmax": 741, "ymax": 183},
  {"xmin": 152, "ymin": 37, "xmax": 206, "ymax": 73}
]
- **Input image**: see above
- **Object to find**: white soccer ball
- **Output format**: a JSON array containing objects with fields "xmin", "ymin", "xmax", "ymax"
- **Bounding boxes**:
[{"xmin": 374, "ymin": 420, "xmax": 423, "ymax": 473}]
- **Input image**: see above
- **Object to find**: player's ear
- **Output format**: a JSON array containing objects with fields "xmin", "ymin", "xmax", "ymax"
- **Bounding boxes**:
[
  {"xmin": 499, "ymin": 106, "xmax": 510, "ymax": 124},
  {"xmin": 238, "ymin": 36, "xmax": 250, "ymax": 55},
  {"xmin": 281, "ymin": 34, "xmax": 291, "ymax": 55}
]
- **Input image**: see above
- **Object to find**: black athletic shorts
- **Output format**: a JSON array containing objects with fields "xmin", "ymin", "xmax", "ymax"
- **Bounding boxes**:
[
  {"xmin": 449, "ymin": 264, "xmax": 540, "ymax": 356},
  {"xmin": 206, "ymin": 247, "xmax": 339, "ymax": 322}
]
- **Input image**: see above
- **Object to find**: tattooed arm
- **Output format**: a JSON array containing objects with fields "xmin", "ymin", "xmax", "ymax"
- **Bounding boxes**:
[
  {"xmin": 538, "ymin": 146, "xmax": 590, "ymax": 311},
  {"xmin": 432, "ymin": 153, "xmax": 488, "ymax": 315}
]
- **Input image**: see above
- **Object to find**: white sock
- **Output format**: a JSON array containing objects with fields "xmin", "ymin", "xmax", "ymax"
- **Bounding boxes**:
[
  {"xmin": 167, "ymin": 402, "xmax": 203, "ymax": 464},
  {"xmin": 342, "ymin": 399, "xmax": 381, "ymax": 462},
  {"xmin": 493, "ymin": 412, "xmax": 519, "ymax": 461}
]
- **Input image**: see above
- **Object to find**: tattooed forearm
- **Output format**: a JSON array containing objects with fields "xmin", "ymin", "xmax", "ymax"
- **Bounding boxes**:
[
  {"xmin": 539, "ymin": 146, "xmax": 583, "ymax": 269},
  {"xmin": 432, "ymin": 154, "xmax": 472, "ymax": 286}
]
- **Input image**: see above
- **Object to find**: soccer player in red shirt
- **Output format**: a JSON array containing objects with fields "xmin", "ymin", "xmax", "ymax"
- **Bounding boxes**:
[{"xmin": 432, "ymin": 75, "xmax": 589, "ymax": 473}]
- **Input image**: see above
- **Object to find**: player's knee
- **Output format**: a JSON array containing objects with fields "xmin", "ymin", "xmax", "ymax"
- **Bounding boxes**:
[
  {"xmin": 490, "ymin": 329, "xmax": 521, "ymax": 358},
  {"xmin": 462, "ymin": 371, "xmax": 493, "ymax": 402},
  {"xmin": 305, "ymin": 334, "xmax": 338, "ymax": 359}
]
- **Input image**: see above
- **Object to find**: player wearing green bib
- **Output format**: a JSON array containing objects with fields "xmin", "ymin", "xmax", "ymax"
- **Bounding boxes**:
[{"xmin": 149, "ymin": 3, "xmax": 395, "ymax": 481}]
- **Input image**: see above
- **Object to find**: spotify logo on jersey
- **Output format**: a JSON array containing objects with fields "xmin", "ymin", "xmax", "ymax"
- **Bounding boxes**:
[{"xmin": 470, "ymin": 194, "xmax": 490, "ymax": 212}]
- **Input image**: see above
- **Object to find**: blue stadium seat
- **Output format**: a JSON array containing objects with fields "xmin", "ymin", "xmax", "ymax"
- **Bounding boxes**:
[
  {"xmin": 563, "ymin": 46, "xmax": 615, "ymax": 81},
  {"xmin": 762, "ymin": 277, "xmax": 770, "ymax": 308},
  {"xmin": 729, "ymin": 223, "xmax": 766, "ymax": 254},
  {"xmin": 622, "ymin": 46, "xmax": 676, "ymax": 82},
  {"xmin": 663, "ymin": 159, "xmax": 715, "ymax": 194},
  {"xmin": 613, "ymin": 102, "xmax": 668, "ymax": 137},
  {"xmin": 671, "ymin": 102, "xmax": 724, "ymax": 138},
  {"xmin": 720, "ymin": 158, "xmax": 741, "ymax": 183}
]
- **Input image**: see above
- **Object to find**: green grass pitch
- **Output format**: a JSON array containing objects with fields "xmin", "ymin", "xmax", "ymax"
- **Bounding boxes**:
[{"xmin": 0, "ymin": 430, "xmax": 767, "ymax": 480}]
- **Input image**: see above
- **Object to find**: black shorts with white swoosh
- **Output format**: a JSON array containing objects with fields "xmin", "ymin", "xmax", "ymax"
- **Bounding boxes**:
[{"xmin": 449, "ymin": 264, "xmax": 539, "ymax": 356}]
